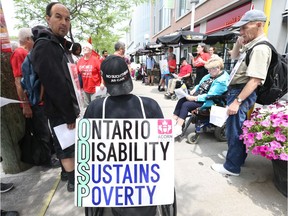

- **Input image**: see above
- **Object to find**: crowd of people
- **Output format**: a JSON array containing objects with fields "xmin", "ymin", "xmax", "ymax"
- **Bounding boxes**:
[{"xmin": 4, "ymin": 2, "xmax": 274, "ymax": 215}]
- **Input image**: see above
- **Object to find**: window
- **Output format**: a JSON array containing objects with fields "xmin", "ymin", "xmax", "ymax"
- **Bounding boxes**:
[
  {"xmin": 177, "ymin": 0, "xmax": 191, "ymax": 18},
  {"xmin": 153, "ymin": 0, "xmax": 172, "ymax": 33},
  {"xmin": 159, "ymin": 6, "xmax": 172, "ymax": 31}
]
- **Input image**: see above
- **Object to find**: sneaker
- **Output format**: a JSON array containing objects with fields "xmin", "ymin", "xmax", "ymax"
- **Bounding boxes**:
[
  {"xmin": 174, "ymin": 125, "xmax": 182, "ymax": 137},
  {"xmin": 67, "ymin": 182, "xmax": 75, "ymax": 192},
  {"xmin": 0, "ymin": 183, "xmax": 14, "ymax": 193},
  {"xmin": 150, "ymin": 83, "xmax": 154, "ymax": 86},
  {"xmin": 164, "ymin": 93, "xmax": 172, "ymax": 99},
  {"xmin": 61, "ymin": 171, "xmax": 68, "ymax": 181},
  {"xmin": 1, "ymin": 210, "xmax": 19, "ymax": 216},
  {"xmin": 211, "ymin": 163, "xmax": 239, "ymax": 176},
  {"xmin": 159, "ymin": 88, "xmax": 165, "ymax": 92}
]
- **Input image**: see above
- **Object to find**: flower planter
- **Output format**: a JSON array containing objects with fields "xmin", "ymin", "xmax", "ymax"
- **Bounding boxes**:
[{"xmin": 272, "ymin": 159, "xmax": 287, "ymax": 197}]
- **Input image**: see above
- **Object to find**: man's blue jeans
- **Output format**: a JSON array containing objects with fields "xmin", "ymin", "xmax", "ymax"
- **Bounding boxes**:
[{"xmin": 224, "ymin": 87, "xmax": 257, "ymax": 174}]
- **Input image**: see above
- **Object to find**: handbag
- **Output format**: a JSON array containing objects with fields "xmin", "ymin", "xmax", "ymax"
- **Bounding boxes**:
[{"xmin": 19, "ymin": 119, "xmax": 51, "ymax": 165}]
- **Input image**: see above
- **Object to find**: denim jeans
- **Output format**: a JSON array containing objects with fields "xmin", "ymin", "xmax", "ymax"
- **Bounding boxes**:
[
  {"xmin": 224, "ymin": 87, "xmax": 257, "ymax": 174},
  {"xmin": 173, "ymin": 97, "xmax": 203, "ymax": 120},
  {"xmin": 163, "ymin": 74, "xmax": 173, "ymax": 87}
]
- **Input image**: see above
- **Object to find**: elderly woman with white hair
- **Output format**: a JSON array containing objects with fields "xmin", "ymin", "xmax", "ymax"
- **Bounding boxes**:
[
  {"xmin": 76, "ymin": 42, "xmax": 105, "ymax": 107},
  {"xmin": 173, "ymin": 57, "xmax": 229, "ymax": 137}
]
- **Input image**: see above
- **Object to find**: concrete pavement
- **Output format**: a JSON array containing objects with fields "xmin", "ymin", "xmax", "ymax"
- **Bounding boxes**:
[{"xmin": 1, "ymin": 79, "xmax": 287, "ymax": 216}]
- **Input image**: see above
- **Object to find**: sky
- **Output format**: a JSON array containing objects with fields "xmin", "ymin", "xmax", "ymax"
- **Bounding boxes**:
[{"xmin": 1, "ymin": 0, "xmax": 17, "ymax": 36}]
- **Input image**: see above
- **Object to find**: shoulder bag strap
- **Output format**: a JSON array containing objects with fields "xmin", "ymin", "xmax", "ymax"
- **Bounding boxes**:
[
  {"xmin": 102, "ymin": 96, "xmax": 109, "ymax": 119},
  {"xmin": 102, "ymin": 96, "xmax": 146, "ymax": 119},
  {"xmin": 136, "ymin": 95, "xmax": 146, "ymax": 119}
]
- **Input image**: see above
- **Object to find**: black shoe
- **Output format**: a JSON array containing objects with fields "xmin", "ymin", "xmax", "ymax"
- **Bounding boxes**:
[
  {"xmin": 1, "ymin": 210, "xmax": 19, "ymax": 216},
  {"xmin": 0, "ymin": 183, "xmax": 14, "ymax": 193},
  {"xmin": 158, "ymin": 85, "xmax": 161, "ymax": 91},
  {"xmin": 50, "ymin": 158, "xmax": 61, "ymax": 168},
  {"xmin": 61, "ymin": 171, "xmax": 68, "ymax": 181},
  {"xmin": 160, "ymin": 88, "xmax": 165, "ymax": 92},
  {"xmin": 67, "ymin": 182, "xmax": 74, "ymax": 192}
]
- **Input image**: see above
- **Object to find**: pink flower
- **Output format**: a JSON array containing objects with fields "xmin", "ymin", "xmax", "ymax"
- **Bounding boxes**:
[
  {"xmin": 243, "ymin": 120, "xmax": 255, "ymax": 128},
  {"xmin": 269, "ymin": 140, "xmax": 282, "ymax": 150},
  {"xmin": 242, "ymin": 101, "xmax": 288, "ymax": 161},
  {"xmin": 260, "ymin": 120, "xmax": 270, "ymax": 127},
  {"xmin": 274, "ymin": 131, "xmax": 286, "ymax": 142},
  {"xmin": 256, "ymin": 132, "xmax": 263, "ymax": 140},
  {"xmin": 279, "ymin": 153, "xmax": 288, "ymax": 161}
]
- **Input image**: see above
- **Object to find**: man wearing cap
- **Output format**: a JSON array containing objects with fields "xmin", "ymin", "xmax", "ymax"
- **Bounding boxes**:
[
  {"xmin": 84, "ymin": 55, "xmax": 164, "ymax": 216},
  {"xmin": 165, "ymin": 57, "xmax": 192, "ymax": 99},
  {"xmin": 211, "ymin": 9, "xmax": 272, "ymax": 176}
]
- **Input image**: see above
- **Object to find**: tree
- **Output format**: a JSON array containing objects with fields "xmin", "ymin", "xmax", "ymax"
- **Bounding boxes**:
[{"xmin": 13, "ymin": 0, "xmax": 146, "ymax": 54}]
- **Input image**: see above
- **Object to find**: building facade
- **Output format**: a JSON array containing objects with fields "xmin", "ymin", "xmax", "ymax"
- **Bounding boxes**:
[{"xmin": 126, "ymin": 0, "xmax": 288, "ymax": 64}]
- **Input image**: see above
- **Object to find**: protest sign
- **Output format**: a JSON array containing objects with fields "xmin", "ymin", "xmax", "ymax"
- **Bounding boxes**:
[
  {"xmin": 159, "ymin": 60, "xmax": 170, "ymax": 75},
  {"xmin": 75, "ymin": 118, "xmax": 174, "ymax": 207},
  {"xmin": 67, "ymin": 63, "xmax": 85, "ymax": 115}
]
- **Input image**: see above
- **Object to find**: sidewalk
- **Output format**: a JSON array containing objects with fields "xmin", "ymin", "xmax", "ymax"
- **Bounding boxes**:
[{"xmin": 1, "ymin": 79, "xmax": 287, "ymax": 216}]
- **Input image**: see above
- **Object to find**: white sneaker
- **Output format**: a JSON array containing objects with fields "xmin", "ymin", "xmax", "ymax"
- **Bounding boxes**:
[
  {"xmin": 172, "ymin": 119, "xmax": 177, "ymax": 126},
  {"xmin": 222, "ymin": 151, "xmax": 227, "ymax": 158},
  {"xmin": 174, "ymin": 125, "xmax": 182, "ymax": 137},
  {"xmin": 211, "ymin": 163, "xmax": 239, "ymax": 176}
]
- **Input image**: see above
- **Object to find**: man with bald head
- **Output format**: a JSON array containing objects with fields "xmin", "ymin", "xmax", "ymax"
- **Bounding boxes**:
[{"xmin": 31, "ymin": 2, "xmax": 80, "ymax": 192}]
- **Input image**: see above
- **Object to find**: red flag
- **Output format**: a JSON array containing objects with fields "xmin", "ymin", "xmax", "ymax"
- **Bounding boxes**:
[
  {"xmin": 87, "ymin": 36, "xmax": 92, "ymax": 44},
  {"xmin": 92, "ymin": 50, "xmax": 100, "ymax": 59},
  {"xmin": 0, "ymin": 5, "xmax": 12, "ymax": 53}
]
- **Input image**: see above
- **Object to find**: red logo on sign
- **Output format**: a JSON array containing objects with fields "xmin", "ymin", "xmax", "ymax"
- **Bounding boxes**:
[{"xmin": 158, "ymin": 120, "xmax": 172, "ymax": 134}]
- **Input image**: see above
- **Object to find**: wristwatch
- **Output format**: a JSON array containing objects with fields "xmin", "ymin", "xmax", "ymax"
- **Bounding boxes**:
[{"xmin": 236, "ymin": 97, "xmax": 243, "ymax": 104}]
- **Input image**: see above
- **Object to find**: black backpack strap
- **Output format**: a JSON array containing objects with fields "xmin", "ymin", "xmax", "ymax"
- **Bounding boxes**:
[{"xmin": 245, "ymin": 41, "xmax": 276, "ymax": 68}]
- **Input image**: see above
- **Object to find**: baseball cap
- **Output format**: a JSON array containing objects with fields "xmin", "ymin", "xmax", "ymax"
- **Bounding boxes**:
[
  {"xmin": 232, "ymin": 10, "xmax": 267, "ymax": 28},
  {"xmin": 101, "ymin": 55, "xmax": 133, "ymax": 96}
]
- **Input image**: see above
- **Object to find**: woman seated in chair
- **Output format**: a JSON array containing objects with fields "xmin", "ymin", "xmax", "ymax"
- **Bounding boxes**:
[{"xmin": 173, "ymin": 57, "xmax": 229, "ymax": 137}]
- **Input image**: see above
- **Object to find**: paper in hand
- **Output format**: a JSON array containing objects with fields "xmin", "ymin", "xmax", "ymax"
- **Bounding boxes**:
[
  {"xmin": 53, "ymin": 124, "xmax": 75, "ymax": 150},
  {"xmin": 209, "ymin": 105, "xmax": 228, "ymax": 127},
  {"xmin": 174, "ymin": 88, "xmax": 189, "ymax": 99},
  {"xmin": 95, "ymin": 86, "xmax": 107, "ymax": 97}
]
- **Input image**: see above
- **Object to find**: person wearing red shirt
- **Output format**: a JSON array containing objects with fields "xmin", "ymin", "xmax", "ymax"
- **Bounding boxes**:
[
  {"xmin": 77, "ymin": 43, "xmax": 104, "ymax": 107},
  {"xmin": 10, "ymin": 27, "xmax": 60, "ymax": 168},
  {"xmin": 165, "ymin": 57, "xmax": 192, "ymax": 98},
  {"xmin": 10, "ymin": 28, "xmax": 34, "ymax": 116},
  {"xmin": 191, "ymin": 43, "xmax": 211, "ymax": 85}
]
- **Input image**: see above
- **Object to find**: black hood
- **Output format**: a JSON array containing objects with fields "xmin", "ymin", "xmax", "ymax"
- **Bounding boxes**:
[
  {"xmin": 32, "ymin": 25, "xmax": 52, "ymax": 41},
  {"xmin": 32, "ymin": 25, "xmax": 72, "ymax": 50}
]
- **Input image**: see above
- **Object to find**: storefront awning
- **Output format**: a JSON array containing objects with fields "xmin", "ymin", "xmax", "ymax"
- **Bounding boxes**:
[
  {"xmin": 156, "ymin": 30, "xmax": 207, "ymax": 45},
  {"xmin": 205, "ymin": 30, "xmax": 239, "ymax": 44}
]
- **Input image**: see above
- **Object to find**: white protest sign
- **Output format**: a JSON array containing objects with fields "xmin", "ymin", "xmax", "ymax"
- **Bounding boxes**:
[
  {"xmin": 159, "ymin": 60, "xmax": 170, "ymax": 75},
  {"xmin": 75, "ymin": 119, "xmax": 174, "ymax": 207}
]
